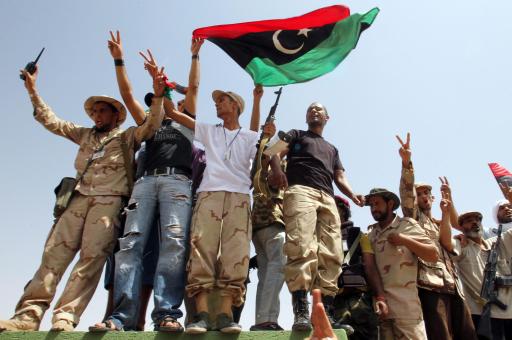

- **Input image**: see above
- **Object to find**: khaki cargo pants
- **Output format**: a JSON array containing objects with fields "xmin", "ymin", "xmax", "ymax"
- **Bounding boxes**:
[
  {"xmin": 14, "ymin": 193, "xmax": 121, "ymax": 325},
  {"xmin": 283, "ymin": 185, "xmax": 342, "ymax": 297},
  {"xmin": 186, "ymin": 191, "xmax": 251, "ymax": 307}
]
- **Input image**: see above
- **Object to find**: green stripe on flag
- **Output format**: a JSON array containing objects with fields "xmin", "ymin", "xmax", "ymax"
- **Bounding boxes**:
[{"xmin": 245, "ymin": 7, "xmax": 379, "ymax": 86}]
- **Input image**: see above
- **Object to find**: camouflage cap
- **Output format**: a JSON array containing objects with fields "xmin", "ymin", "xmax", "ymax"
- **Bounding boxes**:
[
  {"xmin": 212, "ymin": 90, "xmax": 245, "ymax": 114},
  {"xmin": 458, "ymin": 211, "xmax": 483, "ymax": 226},
  {"xmin": 84, "ymin": 95, "xmax": 127, "ymax": 126},
  {"xmin": 414, "ymin": 182, "xmax": 432, "ymax": 191},
  {"xmin": 365, "ymin": 188, "xmax": 400, "ymax": 210}
]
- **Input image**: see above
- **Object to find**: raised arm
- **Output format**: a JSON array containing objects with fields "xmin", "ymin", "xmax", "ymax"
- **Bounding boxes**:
[
  {"xmin": 396, "ymin": 133, "xmax": 418, "ymax": 219},
  {"xmin": 439, "ymin": 191, "xmax": 455, "ymax": 252},
  {"xmin": 439, "ymin": 176, "xmax": 461, "ymax": 232},
  {"xmin": 250, "ymin": 84, "xmax": 263, "ymax": 132},
  {"xmin": 182, "ymin": 38, "xmax": 204, "ymax": 116},
  {"xmin": 21, "ymin": 66, "xmax": 83, "ymax": 143},
  {"xmin": 108, "ymin": 30, "xmax": 146, "ymax": 125},
  {"xmin": 134, "ymin": 67, "xmax": 165, "ymax": 143},
  {"xmin": 334, "ymin": 170, "xmax": 364, "ymax": 207}
]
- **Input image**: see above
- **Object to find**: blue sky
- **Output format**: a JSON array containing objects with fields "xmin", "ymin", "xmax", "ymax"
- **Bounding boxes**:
[{"xmin": 1, "ymin": 0, "xmax": 511, "ymax": 331}]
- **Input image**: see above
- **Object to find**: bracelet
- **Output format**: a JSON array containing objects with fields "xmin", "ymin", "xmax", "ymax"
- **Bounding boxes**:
[
  {"xmin": 114, "ymin": 59, "xmax": 124, "ymax": 66},
  {"xmin": 192, "ymin": 54, "xmax": 199, "ymax": 60},
  {"xmin": 375, "ymin": 296, "xmax": 386, "ymax": 302}
]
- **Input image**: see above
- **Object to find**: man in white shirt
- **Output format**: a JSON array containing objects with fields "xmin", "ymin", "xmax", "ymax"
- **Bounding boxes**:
[{"xmin": 182, "ymin": 86, "xmax": 274, "ymax": 334}]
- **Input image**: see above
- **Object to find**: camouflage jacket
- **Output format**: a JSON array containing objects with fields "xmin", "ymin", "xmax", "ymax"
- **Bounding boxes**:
[
  {"xmin": 31, "ymin": 94, "xmax": 163, "ymax": 197},
  {"xmin": 400, "ymin": 163, "xmax": 461, "ymax": 295}
]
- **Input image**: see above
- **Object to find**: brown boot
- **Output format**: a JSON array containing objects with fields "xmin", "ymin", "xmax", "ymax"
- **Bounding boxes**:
[
  {"xmin": 51, "ymin": 319, "xmax": 75, "ymax": 332},
  {"xmin": 0, "ymin": 313, "xmax": 40, "ymax": 332}
]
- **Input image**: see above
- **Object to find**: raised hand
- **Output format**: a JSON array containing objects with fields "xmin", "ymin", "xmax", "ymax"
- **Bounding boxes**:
[
  {"xmin": 500, "ymin": 182, "xmax": 512, "ymax": 203},
  {"xmin": 440, "ymin": 191, "xmax": 451, "ymax": 214},
  {"xmin": 253, "ymin": 84, "xmax": 263, "ymax": 101},
  {"xmin": 108, "ymin": 30, "xmax": 123, "ymax": 59},
  {"xmin": 153, "ymin": 66, "xmax": 166, "ymax": 98},
  {"xmin": 20, "ymin": 65, "xmax": 38, "ymax": 93},
  {"xmin": 396, "ymin": 132, "xmax": 411, "ymax": 166},
  {"xmin": 439, "ymin": 176, "xmax": 451, "ymax": 197},
  {"xmin": 191, "ymin": 37, "xmax": 204, "ymax": 56},
  {"xmin": 139, "ymin": 49, "xmax": 159, "ymax": 79}
]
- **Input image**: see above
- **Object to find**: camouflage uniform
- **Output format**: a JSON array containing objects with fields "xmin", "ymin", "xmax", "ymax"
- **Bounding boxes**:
[
  {"xmin": 367, "ymin": 215, "xmax": 431, "ymax": 340},
  {"xmin": 7, "ymin": 94, "xmax": 163, "ymax": 328},
  {"xmin": 186, "ymin": 191, "xmax": 252, "ymax": 307},
  {"xmin": 284, "ymin": 184, "xmax": 342, "ymax": 297},
  {"xmin": 400, "ymin": 164, "xmax": 476, "ymax": 340}
]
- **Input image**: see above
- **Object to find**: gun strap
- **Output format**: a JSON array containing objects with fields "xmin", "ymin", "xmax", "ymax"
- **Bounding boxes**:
[
  {"xmin": 343, "ymin": 232, "xmax": 362, "ymax": 265},
  {"xmin": 75, "ymin": 129, "xmax": 122, "ymax": 184}
]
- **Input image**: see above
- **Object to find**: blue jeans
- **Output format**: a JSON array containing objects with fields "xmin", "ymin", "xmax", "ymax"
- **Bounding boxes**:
[{"xmin": 108, "ymin": 174, "xmax": 192, "ymax": 329}]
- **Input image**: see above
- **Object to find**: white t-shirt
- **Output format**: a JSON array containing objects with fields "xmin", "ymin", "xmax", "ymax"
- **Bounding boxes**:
[{"xmin": 195, "ymin": 122, "xmax": 259, "ymax": 194}]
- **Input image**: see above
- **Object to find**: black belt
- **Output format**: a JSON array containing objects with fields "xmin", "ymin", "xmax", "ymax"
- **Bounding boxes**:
[{"xmin": 143, "ymin": 167, "xmax": 191, "ymax": 178}]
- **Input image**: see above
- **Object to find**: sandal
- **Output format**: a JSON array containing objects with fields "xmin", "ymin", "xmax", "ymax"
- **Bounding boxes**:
[
  {"xmin": 88, "ymin": 320, "xmax": 122, "ymax": 332},
  {"xmin": 155, "ymin": 317, "xmax": 184, "ymax": 332}
]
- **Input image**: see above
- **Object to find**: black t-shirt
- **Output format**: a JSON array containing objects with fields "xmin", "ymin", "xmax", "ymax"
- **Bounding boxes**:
[
  {"xmin": 143, "ymin": 118, "xmax": 194, "ymax": 173},
  {"xmin": 286, "ymin": 129, "xmax": 343, "ymax": 196}
]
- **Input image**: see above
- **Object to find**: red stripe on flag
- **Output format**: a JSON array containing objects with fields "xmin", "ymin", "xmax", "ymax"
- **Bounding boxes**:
[
  {"xmin": 193, "ymin": 5, "xmax": 350, "ymax": 39},
  {"xmin": 488, "ymin": 163, "xmax": 512, "ymax": 178}
]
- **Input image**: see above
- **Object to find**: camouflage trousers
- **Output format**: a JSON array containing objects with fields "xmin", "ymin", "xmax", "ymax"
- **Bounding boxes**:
[
  {"xmin": 283, "ymin": 185, "xmax": 342, "ymax": 296},
  {"xmin": 186, "ymin": 191, "xmax": 251, "ymax": 307},
  {"xmin": 14, "ymin": 193, "xmax": 121, "ymax": 325},
  {"xmin": 379, "ymin": 318, "xmax": 428, "ymax": 340}
]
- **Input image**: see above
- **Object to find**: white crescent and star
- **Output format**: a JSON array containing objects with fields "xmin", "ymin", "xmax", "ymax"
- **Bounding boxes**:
[{"xmin": 272, "ymin": 28, "xmax": 313, "ymax": 55}]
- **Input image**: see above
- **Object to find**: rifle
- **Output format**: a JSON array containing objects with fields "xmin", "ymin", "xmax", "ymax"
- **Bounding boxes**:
[
  {"xmin": 251, "ymin": 87, "xmax": 282, "ymax": 199},
  {"xmin": 477, "ymin": 224, "xmax": 508, "ymax": 339}
]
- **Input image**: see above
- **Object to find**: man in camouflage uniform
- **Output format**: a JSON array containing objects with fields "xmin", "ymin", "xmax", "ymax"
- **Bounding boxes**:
[
  {"xmin": 366, "ymin": 188, "xmax": 438, "ymax": 340},
  {"xmin": 396, "ymin": 133, "xmax": 477, "ymax": 339},
  {"xmin": 0, "ymin": 66, "xmax": 164, "ymax": 332},
  {"xmin": 250, "ymin": 160, "xmax": 286, "ymax": 331}
]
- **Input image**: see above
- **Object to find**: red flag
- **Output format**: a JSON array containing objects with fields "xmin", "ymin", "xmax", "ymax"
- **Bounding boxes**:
[{"xmin": 488, "ymin": 163, "xmax": 512, "ymax": 187}]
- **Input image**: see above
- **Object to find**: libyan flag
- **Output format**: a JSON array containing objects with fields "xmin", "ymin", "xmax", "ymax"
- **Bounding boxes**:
[
  {"xmin": 193, "ymin": 5, "xmax": 379, "ymax": 86},
  {"xmin": 489, "ymin": 163, "xmax": 512, "ymax": 188}
]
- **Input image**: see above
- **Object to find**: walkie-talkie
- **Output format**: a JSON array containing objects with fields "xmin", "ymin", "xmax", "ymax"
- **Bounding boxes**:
[{"xmin": 20, "ymin": 48, "xmax": 45, "ymax": 80}]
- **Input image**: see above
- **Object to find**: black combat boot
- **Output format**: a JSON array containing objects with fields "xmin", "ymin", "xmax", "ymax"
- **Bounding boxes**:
[{"xmin": 292, "ymin": 290, "xmax": 312, "ymax": 331}]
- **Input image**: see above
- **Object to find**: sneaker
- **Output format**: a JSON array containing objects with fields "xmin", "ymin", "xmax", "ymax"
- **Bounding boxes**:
[
  {"xmin": 51, "ymin": 319, "xmax": 75, "ymax": 332},
  {"xmin": 0, "ymin": 314, "xmax": 40, "ymax": 332},
  {"xmin": 185, "ymin": 312, "xmax": 210, "ymax": 334},
  {"xmin": 215, "ymin": 313, "xmax": 241, "ymax": 334},
  {"xmin": 250, "ymin": 322, "xmax": 284, "ymax": 331}
]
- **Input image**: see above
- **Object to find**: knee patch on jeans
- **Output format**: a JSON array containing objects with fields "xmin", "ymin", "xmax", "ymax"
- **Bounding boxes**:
[
  {"xmin": 118, "ymin": 231, "xmax": 143, "ymax": 252},
  {"xmin": 163, "ymin": 224, "xmax": 185, "ymax": 238}
]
